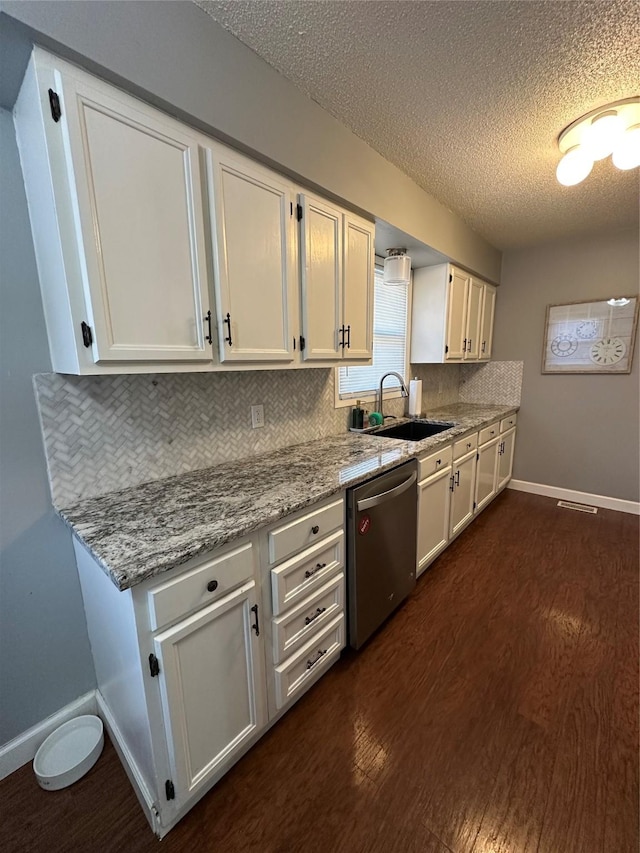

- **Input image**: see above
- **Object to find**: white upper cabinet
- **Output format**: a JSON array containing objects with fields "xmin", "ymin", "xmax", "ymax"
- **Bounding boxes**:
[
  {"xmin": 411, "ymin": 263, "xmax": 498, "ymax": 364},
  {"xmin": 479, "ymin": 282, "xmax": 497, "ymax": 360},
  {"xmin": 342, "ymin": 213, "xmax": 374, "ymax": 360},
  {"xmin": 299, "ymin": 197, "xmax": 373, "ymax": 362},
  {"xmin": 206, "ymin": 143, "xmax": 297, "ymax": 363},
  {"xmin": 299, "ymin": 193, "xmax": 343, "ymax": 360},
  {"xmin": 15, "ymin": 49, "xmax": 374, "ymax": 374},
  {"xmin": 464, "ymin": 278, "xmax": 484, "ymax": 360},
  {"xmin": 15, "ymin": 50, "xmax": 212, "ymax": 371}
]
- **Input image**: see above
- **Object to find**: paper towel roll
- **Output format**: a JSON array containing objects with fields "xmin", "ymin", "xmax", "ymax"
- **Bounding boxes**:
[{"xmin": 408, "ymin": 379, "xmax": 422, "ymax": 417}]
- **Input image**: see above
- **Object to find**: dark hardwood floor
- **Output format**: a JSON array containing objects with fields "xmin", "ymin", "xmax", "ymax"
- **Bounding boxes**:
[{"xmin": 2, "ymin": 491, "xmax": 638, "ymax": 853}]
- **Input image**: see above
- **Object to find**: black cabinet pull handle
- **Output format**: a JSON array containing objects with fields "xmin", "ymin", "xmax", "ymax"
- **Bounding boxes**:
[
  {"xmin": 455, "ymin": 470, "xmax": 460, "ymax": 486},
  {"xmin": 304, "ymin": 607, "xmax": 326, "ymax": 626},
  {"xmin": 224, "ymin": 312, "xmax": 233, "ymax": 346},
  {"xmin": 206, "ymin": 580, "xmax": 218, "ymax": 592},
  {"xmin": 449, "ymin": 476, "xmax": 455, "ymax": 492},
  {"xmin": 250, "ymin": 604, "xmax": 260, "ymax": 636},
  {"xmin": 468, "ymin": 339, "xmax": 472, "ymax": 352},
  {"xmin": 204, "ymin": 310, "xmax": 213, "ymax": 344},
  {"xmin": 305, "ymin": 562, "xmax": 326, "ymax": 579},
  {"xmin": 311, "ymin": 525, "xmax": 320, "ymax": 535},
  {"xmin": 436, "ymin": 459, "xmax": 441, "ymax": 466},
  {"xmin": 345, "ymin": 325, "xmax": 351, "ymax": 349},
  {"xmin": 482, "ymin": 341, "xmax": 486, "ymax": 353},
  {"xmin": 338, "ymin": 326, "xmax": 345, "ymax": 348},
  {"xmin": 466, "ymin": 442, "xmax": 472, "ymax": 449},
  {"xmin": 306, "ymin": 648, "xmax": 328, "ymax": 670},
  {"xmin": 463, "ymin": 338, "xmax": 467, "ymax": 351}
]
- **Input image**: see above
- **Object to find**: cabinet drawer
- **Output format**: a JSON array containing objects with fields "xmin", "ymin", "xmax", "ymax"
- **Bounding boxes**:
[
  {"xmin": 453, "ymin": 433, "xmax": 477, "ymax": 460},
  {"xmin": 268, "ymin": 498, "xmax": 344, "ymax": 565},
  {"xmin": 478, "ymin": 422, "xmax": 500, "ymax": 445},
  {"xmin": 274, "ymin": 614, "xmax": 345, "ymax": 710},
  {"xmin": 148, "ymin": 542, "xmax": 254, "ymax": 631},
  {"xmin": 500, "ymin": 413, "xmax": 517, "ymax": 432},
  {"xmin": 271, "ymin": 573, "xmax": 344, "ymax": 664},
  {"xmin": 418, "ymin": 445, "xmax": 452, "ymax": 481},
  {"xmin": 271, "ymin": 530, "xmax": 344, "ymax": 616}
]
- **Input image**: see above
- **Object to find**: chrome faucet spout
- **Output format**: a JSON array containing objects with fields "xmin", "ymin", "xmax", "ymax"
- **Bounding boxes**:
[{"xmin": 377, "ymin": 371, "xmax": 409, "ymax": 421}]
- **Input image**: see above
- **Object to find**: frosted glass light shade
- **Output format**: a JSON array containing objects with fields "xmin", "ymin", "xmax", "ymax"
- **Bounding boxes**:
[
  {"xmin": 612, "ymin": 124, "xmax": 640, "ymax": 170},
  {"xmin": 556, "ymin": 146, "xmax": 593, "ymax": 186},
  {"xmin": 581, "ymin": 112, "xmax": 625, "ymax": 160}
]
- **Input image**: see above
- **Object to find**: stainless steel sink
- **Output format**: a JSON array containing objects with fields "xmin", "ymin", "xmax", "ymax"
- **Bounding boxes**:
[{"xmin": 371, "ymin": 420, "xmax": 455, "ymax": 441}]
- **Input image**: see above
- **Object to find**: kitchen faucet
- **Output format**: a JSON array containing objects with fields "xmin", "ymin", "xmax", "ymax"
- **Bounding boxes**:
[{"xmin": 377, "ymin": 372, "xmax": 409, "ymax": 421}]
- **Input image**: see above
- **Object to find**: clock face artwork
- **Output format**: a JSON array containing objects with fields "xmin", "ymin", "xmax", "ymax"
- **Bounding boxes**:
[
  {"xmin": 575, "ymin": 320, "xmax": 600, "ymax": 340},
  {"xmin": 543, "ymin": 297, "xmax": 637, "ymax": 373},
  {"xmin": 550, "ymin": 334, "xmax": 578, "ymax": 357},
  {"xmin": 589, "ymin": 337, "xmax": 626, "ymax": 366}
]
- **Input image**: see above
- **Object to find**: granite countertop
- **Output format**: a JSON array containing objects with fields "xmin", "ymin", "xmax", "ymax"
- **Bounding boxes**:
[{"xmin": 60, "ymin": 402, "xmax": 517, "ymax": 591}]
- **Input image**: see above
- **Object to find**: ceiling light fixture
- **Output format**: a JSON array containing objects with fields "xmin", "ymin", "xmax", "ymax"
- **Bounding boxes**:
[
  {"xmin": 555, "ymin": 97, "xmax": 640, "ymax": 186},
  {"xmin": 383, "ymin": 248, "xmax": 412, "ymax": 285}
]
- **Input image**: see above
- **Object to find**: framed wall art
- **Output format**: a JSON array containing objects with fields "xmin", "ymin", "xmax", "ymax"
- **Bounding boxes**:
[{"xmin": 542, "ymin": 296, "xmax": 638, "ymax": 374}]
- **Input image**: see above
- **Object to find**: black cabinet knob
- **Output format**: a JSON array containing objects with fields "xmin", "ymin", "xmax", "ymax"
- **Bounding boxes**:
[
  {"xmin": 207, "ymin": 580, "xmax": 218, "ymax": 592},
  {"xmin": 311, "ymin": 525, "xmax": 320, "ymax": 534}
]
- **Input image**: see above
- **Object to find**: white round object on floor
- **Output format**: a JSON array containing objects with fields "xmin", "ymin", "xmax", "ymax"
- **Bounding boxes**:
[{"xmin": 33, "ymin": 715, "xmax": 104, "ymax": 791}]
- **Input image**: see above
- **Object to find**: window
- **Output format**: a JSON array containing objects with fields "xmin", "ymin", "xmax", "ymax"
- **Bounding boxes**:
[{"xmin": 337, "ymin": 266, "xmax": 409, "ymax": 402}]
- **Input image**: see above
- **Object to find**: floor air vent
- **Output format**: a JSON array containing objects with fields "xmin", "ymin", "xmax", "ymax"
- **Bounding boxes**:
[{"xmin": 557, "ymin": 500, "xmax": 598, "ymax": 514}]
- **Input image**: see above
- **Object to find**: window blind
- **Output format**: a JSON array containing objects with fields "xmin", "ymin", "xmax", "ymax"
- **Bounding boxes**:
[{"xmin": 338, "ymin": 269, "xmax": 408, "ymax": 399}]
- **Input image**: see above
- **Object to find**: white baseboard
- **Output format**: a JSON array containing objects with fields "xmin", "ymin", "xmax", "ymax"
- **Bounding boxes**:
[
  {"xmin": 94, "ymin": 692, "xmax": 158, "ymax": 833},
  {"xmin": 507, "ymin": 479, "xmax": 640, "ymax": 515},
  {"xmin": 0, "ymin": 690, "xmax": 97, "ymax": 780}
]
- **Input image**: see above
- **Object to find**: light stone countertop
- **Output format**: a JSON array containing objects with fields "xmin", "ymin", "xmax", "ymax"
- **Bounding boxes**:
[{"xmin": 59, "ymin": 402, "xmax": 517, "ymax": 590}]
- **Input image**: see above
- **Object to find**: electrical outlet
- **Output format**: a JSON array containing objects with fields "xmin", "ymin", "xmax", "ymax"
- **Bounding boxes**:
[{"xmin": 251, "ymin": 405, "xmax": 265, "ymax": 429}]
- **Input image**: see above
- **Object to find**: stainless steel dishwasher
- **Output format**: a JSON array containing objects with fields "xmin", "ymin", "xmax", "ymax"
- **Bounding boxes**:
[{"xmin": 347, "ymin": 461, "xmax": 418, "ymax": 649}]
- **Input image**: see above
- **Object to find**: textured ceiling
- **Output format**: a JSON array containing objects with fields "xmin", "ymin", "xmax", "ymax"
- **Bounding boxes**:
[{"xmin": 196, "ymin": 0, "xmax": 639, "ymax": 250}]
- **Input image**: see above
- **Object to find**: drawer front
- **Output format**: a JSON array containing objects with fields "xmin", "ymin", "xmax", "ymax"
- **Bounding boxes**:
[
  {"xmin": 478, "ymin": 422, "xmax": 500, "ymax": 445},
  {"xmin": 148, "ymin": 542, "xmax": 254, "ymax": 631},
  {"xmin": 418, "ymin": 445, "xmax": 453, "ymax": 481},
  {"xmin": 274, "ymin": 614, "xmax": 345, "ymax": 710},
  {"xmin": 272, "ymin": 573, "xmax": 344, "ymax": 664},
  {"xmin": 500, "ymin": 413, "xmax": 518, "ymax": 432},
  {"xmin": 268, "ymin": 498, "xmax": 344, "ymax": 565},
  {"xmin": 453, "ymin": 433, "xmax": 477, "ymax": 460},
  {"xmin": 271, "ymin": 530, "xmax": 344, "ymax": 616}
]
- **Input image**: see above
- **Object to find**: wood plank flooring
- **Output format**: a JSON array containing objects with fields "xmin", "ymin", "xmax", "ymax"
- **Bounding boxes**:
[{"xmin": 2, "ymin": 491, "xmax": 638, "ymax": 853}]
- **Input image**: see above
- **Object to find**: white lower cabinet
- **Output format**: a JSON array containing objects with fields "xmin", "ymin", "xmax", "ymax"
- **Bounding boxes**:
[
  {"xmin": 153, "ymin": 581, "xmax": 266, "ymax": 803},
  {"xmin": 74, "ymin": 494, "xmax": 346, "ymax": 839},
  {"xmin": 475, "ymin": 435, "xmax": 500, "ymax": 512},
  {"xmin": 449, "ymin": 449, "xmax": 477, "ymax": 538},
  {"xmin": 263, "ymin": 495, "xmax": 346, "ymax": 720},
  {"xmin": 417, "ymin": 466, "xmax": 452, "ymax": 576},
  {"xmin": 497, "ymin": 427, "xmax": 516, "ymax": 491}
]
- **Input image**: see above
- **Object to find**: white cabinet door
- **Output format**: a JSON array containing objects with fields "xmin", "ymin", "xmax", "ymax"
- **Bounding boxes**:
[
  {"xmin": 496, "ymin": 427, "xmax": 516, "ymax": 491},
  {"xmin": 153, "ymin": 581, "xmax": 266, "ymax": 803},
  {"xmin": 417, "ymin": 466, "xmax": 452, "ymax": 576},
  {"xmin": 342, "ymin": 213, "xmax": 374, "ymax": 361},
  {"xmin": 206, "ymin": 144, "xmax": 296, "ymax": 363},
  {"xmin": 479, "ymin": 284, "xmax": 496, "ymax": 360},
  {"xmin": 475, "ymin": 437, "xmax": 500, "ymax": 512},
  {"xmin": 464, "ymin": 278, "xmax": 484, "ymax": 360},
  {"xmin": 299, "ymin": 194, "xmax": 342, "ymax": 360},
  {"xmin": 445, "ymin": 268, "xmax": 469, "ymax": 361},
  {"xmin": 57, "ymin": 72, "xmax": 212, "ymax": 363},
  {"xmin": 449, "ymin": 450, "xmax": 477, "ymax": 538}
]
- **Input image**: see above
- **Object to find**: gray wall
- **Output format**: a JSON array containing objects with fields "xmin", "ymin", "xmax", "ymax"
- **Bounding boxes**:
[
  {"xmin": 0, "ymin": 109, "xmax": 95, "ymax": 745},
  {"xmin": 0, "ymin": 0, "xmax": 501, "ymax": 282},
  {"xmin": 493, "ymin": 229, "xmax": 640, "ymax": 502}
]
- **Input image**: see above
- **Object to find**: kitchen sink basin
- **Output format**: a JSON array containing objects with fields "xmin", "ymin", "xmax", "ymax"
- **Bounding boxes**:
[{"xmin": 372, "ymin": 421, "xmax": 455, "ymax": 441}]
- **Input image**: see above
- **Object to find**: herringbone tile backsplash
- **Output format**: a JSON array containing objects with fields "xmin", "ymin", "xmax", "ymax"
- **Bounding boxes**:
[
  {"xmin": 35, "ymin": 364, "xmax": 464, "ymax": 507},
  {"xmin": 459, "ymin": 361, "xmax": 524, "ymax": 406}
]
